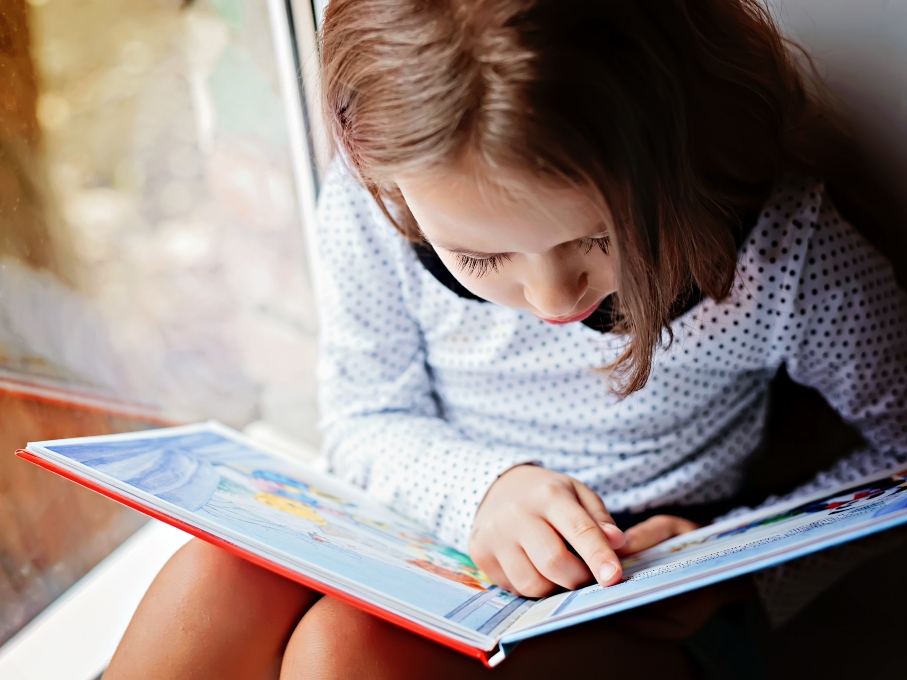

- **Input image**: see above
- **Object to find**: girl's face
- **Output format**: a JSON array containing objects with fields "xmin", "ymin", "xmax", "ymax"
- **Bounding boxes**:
[{"xmin": 397, "ymin": 170, "xmax": 617, "ymax": 324}]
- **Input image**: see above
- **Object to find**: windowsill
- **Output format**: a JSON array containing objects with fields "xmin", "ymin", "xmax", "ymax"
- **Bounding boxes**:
[{"xmin": 0, "ymin": 520, "xmax": 191, "ymax": 680}]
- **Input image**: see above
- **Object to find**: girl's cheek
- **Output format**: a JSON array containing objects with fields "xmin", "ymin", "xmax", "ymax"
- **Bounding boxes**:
[
  {"xmin": 462, "ymin": 276, "xmax": 524, "ymax": 308},
  {"xmin": 590, "ymin": 252, "xmax": 617, "ymax": 293}
]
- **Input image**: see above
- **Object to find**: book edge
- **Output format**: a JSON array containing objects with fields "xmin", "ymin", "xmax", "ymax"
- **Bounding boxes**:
[{"xmin": 15, "ymin": 448, "xmax": 496, "ymax": 666}]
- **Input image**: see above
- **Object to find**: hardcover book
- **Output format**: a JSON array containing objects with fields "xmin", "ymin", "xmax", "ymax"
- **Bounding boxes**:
[{"xmin": 17, "ymin": 423, "xmax": 907, "ymax": 666}]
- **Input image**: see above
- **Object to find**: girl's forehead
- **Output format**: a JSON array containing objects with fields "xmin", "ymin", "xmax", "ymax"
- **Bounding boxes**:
[{"xmin": 395, "ymin": 169, "xmax": 607, "ymax": 255}]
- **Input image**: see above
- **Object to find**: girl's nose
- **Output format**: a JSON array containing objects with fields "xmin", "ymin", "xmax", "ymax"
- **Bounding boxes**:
[{"xmin": 524, "ymin": 269, "xmax": 589, "ymax": 318}]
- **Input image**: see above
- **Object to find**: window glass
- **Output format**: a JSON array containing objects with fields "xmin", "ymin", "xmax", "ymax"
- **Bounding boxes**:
[{"xmin": 0, "ymin": 0, "xmax": 317, "ymax": 644}]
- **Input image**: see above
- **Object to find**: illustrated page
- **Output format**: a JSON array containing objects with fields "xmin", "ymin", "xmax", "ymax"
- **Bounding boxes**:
[{"xmin": 30, "ymin": 424, "xmax": 532, "ymax": 642}]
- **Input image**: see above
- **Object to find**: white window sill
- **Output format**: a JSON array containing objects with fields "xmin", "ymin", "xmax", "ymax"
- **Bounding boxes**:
[{"xmin": 0, "ymin": 521, "xmax": 191, "ymax": 680}]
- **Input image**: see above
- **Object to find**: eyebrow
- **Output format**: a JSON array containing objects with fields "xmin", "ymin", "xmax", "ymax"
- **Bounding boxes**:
[{"xmin": 423, "ymin": 239, "xmax": 503, "ymax": 258}]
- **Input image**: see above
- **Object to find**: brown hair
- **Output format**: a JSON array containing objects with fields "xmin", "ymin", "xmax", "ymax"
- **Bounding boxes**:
[{"xmin": 321, "ymin": 0, "xmax": 842, "ymax": 395}]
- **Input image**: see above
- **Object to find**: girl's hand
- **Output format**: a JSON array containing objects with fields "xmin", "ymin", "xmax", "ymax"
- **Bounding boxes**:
[{"xmin": 468, "ymin": 465, "xmax": 627, "ymax": 598}]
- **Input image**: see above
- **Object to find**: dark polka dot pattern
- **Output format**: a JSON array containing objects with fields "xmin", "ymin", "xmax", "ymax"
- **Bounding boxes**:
[{"xmin": 313, "ymin": 164, "xmax": 907, "ymax": 551}]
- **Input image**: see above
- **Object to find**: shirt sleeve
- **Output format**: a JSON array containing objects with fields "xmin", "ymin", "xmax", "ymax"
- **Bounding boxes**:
[
  {"xmin": 767, "ymin": 184, "xmax": 907, "ymax": 497},
  {"xmin": 722, "ymin": 181, "xmax": 907, "ymax": 624},
  {"xmin": 312, "ymin": 163, "xmax": 537, "ymax": 551}
]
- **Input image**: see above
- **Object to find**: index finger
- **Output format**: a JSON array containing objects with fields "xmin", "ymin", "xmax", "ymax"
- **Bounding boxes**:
[
  {"xmin": 546, "ymin": 495, "xmax": 623, "ymax": 587},
  {"xmin": 572, "ymin": 481, "xmax": 626, "ymax": 550}
]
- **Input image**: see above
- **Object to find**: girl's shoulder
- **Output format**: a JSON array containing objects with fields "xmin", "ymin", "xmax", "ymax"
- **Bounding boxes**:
[
  {"xmin": 748, "ymin": 174, "xmax": 827, "ymax": 246},
  {"xmin": 313, "ymin": 160, "xmax": 432, "ymax": 312},
  {"xmin": 739, "ymin": 174, "xmax": 846, "ymax": 274},
  {"xmin": 730, "ymin": 172, "xmax": 898, "ymax": 340},
  {"xmin": 315, "ymin": 160, "xmax": 416, "ymax": 254}
]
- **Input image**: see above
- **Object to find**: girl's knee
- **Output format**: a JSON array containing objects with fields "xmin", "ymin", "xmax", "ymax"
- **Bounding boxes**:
[
  {"xmin": 283, "ymin": 597, "xmax": 396, "ymax": 678},
  {"xmin": 288, "ymin": 598, "xmax": 371, "ymax": 659},
  {"xmin": 283, "ymin": 598, "xmax": 478, "ymax": 680},
  {"xmin": 163, "ymin": 539, "xmax": 315, "ymax": 616},
  {"xmin": 110, "ymin": 540, "xmax": 316, "ymax": 679},
  {"xmin": 169, "ymin": 538, "xmax": 262, "ymax": 589}
]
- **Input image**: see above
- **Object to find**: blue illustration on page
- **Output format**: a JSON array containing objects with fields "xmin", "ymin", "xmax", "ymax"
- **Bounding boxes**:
[{"xmin": 42, "ymin": 428, "xmax": 528, "ymax": 636}]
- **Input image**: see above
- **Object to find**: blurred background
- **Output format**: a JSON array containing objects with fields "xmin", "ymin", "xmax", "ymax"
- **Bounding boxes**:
[
  {"xmin": 0, "ymin": 0, "xmax": 322, "ymax": 646},
  {"xmin": 0, "ymin": 0, "xmax": 905, "ymax": 665}
]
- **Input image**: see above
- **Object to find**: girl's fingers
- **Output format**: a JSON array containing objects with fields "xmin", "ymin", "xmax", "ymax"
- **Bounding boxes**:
[
  {"xmin": 546, "ymin": 494, "xmax": 622, "ymax": 587},
  {"xmin": 572, "ymin": 481, "xmax": 626, "ymax": 549},
  {"xmin": 475, "ymin": 554, "xmax": 515, "ymax": 594},
  {"xmin": 521, "ymin": 521, "xmax": 592, "ymax": 590},
  {"xmin": 498, "ymin": 545, "xmax": 559, "ymax": 598},
  {"xmin": 617, "ymin": 515, "xmax": 701, "ymax": 556}
]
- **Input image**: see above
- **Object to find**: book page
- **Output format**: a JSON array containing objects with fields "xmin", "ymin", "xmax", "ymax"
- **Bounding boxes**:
[
  {"xmin": 503, "ymin": 469, "xmax": 907, "ymax": 643},
  {"xmin": 27, "ymin": 423, "xmax": 533, "ymax": 647}
]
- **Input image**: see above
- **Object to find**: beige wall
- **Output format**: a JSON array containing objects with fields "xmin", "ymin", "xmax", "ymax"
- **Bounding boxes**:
[{"xmin": 770, "ymin": 0, "xmax": 907, "ymax": 213}]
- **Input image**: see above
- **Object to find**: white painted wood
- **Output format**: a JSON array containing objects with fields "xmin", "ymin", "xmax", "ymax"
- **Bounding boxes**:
[
  {"xmin": 243, "ymin": 418, "xmax": 324, "ymax": 467},
  {"xmin": 290, "ymin": 0, "xmax": 330, "ymax": 178},
  {"xmin": 266, "ymin": 0, "xmax": 321, "ymax": 243},
  {"xmin": 0, "ymin": 521, "xmax": 191, "ymax": 680}
]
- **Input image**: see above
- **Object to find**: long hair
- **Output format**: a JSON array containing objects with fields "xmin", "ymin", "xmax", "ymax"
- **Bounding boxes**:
[{"xmin": 320, "ymin": 0, "xmax": 844, "ymax": 396}]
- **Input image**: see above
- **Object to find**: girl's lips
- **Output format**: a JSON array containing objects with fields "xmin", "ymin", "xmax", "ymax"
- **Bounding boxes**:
[{"xmin": 538, "ymin": 299, "xmax": 604, "ymax": 325}]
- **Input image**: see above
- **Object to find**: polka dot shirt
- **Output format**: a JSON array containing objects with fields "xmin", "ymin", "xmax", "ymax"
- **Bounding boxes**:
[{"xmin": 313, "ymin": 163, "xmax": 907, "ymax": 552}]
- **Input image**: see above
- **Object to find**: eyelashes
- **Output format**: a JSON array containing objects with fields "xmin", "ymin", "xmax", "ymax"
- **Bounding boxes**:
[
  {"xmin": 453, "ymin": 253, "xmax": 511, "ymax": 278},
  {"xmin": 453, "ymin": 235, "xmax": 611, "ymax": 278},
  {"xmin": 576, "ymin": 234, "xmax": 611, "ymax": 256}
]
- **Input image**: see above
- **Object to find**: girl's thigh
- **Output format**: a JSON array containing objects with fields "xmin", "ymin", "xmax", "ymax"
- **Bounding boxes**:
[
  {"xmin": 106, "ymin": 539, "xmax": 319, "ymax": 680},
  {"xmin": 282, "ymin": 596, "xmax": 699, "ymax": 680}
]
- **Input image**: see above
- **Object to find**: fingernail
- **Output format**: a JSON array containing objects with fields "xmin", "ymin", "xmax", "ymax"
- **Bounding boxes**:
[{"xmin": 599, "ymin": 562, "xmax": 619, "ymax": 583}]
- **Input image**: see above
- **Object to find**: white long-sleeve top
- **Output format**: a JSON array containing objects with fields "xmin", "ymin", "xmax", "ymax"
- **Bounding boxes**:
[{"xmin": 313, "ymin": 164, "xmax": 907, "ymax": 553}]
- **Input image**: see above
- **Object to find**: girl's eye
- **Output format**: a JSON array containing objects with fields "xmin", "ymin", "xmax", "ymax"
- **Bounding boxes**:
[
  {"xmin": 454, "ymin": 253, "xmax": 510, "ymax": 278},
  {"xmin": 453, "ymin": 236, "xmax": 607, "ymax": 278},
  {"xmin": 576, "ymin": 234, "xmax": 611, "ymax": 255}
]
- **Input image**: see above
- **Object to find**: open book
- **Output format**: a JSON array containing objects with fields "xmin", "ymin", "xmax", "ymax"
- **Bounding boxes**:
[{"xmin": 17, "ymin": 423, "xmax": 907, "ymax": 667}]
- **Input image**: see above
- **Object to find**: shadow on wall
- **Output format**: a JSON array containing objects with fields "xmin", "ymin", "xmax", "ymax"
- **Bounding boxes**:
[{"xmin": 771, "ymin": 0, "xmax": 907, "ymax": 283}]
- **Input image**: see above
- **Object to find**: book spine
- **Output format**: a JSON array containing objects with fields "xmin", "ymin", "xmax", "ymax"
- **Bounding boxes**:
[{"xmin": 15, "ymin": 449, "xmax": 495, "ymax": 667}]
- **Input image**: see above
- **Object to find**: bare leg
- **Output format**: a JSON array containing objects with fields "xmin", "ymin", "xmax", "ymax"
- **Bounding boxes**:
[
  {"xmin": 282, "ymin": 596, "xmax": 698, "ymax": 680},
  {"xmin": 105, "ymin": 539, "xmax": 318, "ymax": 680}
]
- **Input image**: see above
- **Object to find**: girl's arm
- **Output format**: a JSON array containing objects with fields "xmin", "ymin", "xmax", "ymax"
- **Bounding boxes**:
[
  {"xmin": 312, "ymin": 163, "xmax": 539, "ymax": 551},
  {"xmin": 767, "ymin": 182, "xmax": 907, "ymax": 496},
  {"xmin": 737, "ymin": 180, "xmax": 907, "ymax": 625}
]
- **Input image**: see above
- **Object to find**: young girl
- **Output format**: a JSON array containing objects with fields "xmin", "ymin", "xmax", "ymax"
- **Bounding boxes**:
[{"xmin": 105, "ymin": 0, "xmax": 907, "ymax": 677}]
